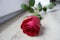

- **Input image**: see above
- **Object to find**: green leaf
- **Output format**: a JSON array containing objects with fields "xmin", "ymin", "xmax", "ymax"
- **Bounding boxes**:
[
  {"xmin": 43, "ymin": 7, "xmax": 47, "ymax": 12},
  {"xmin": 48, "ymin": 2, "xmax": 56, "ymax": 9},
  {"xmin": 37, "ymin": 2, "xmax": 42, "ymax": 11},
  {"xmin": 21, "ymin": 4, "xmax": 29, "ymax": 11},
  {"xmin": 38, "ymin": 14, "xmax": 43, "ymax": 20},
  {"xmin": 29, "ymin": 7, "xmax": 34, "ymax": 13},
  {"xmin": 36, "ymin": 14, "xmax": 43, "ymax": 20},
  {"xmin": 29, "ymin": 0, "xmax": 35, "ymax": 7}
]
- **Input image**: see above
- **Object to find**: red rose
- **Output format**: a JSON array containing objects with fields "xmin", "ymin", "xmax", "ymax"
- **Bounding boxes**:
[{"xmin": 21, "ymin": 15, "xmax": 40, "ymax": 37}]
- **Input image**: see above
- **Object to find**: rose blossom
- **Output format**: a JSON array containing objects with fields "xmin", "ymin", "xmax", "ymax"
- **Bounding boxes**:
[{"xmin": 21, "ymin": 15, "xmax": 40, "ymax": 37}]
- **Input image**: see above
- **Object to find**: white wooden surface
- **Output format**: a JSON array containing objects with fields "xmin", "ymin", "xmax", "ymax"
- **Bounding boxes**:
[{"xmin": 0, "ymin": 4, "xmax": 60, "ymax": 40}]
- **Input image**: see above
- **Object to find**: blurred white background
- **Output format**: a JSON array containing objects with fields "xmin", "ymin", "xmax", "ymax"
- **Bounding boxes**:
[
  {"xmin": 0, "ymin": 0, "xmax": 29, "ymax": 17},
  {"xmin": 0, "ymin": 0, "xmax": 50, "ymax": 17},
  {"xmin": 35, "ymin": 0, "xmax": 50, "ymax": 7}
]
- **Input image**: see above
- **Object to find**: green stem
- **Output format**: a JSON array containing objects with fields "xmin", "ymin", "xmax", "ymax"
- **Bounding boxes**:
[{"xmin": 34, "ymin": 8, "xmax": 37, "ymax": 16}]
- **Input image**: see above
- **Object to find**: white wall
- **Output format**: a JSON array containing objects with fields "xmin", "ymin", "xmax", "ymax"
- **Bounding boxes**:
[{"xmin": 0, "ymin": 0, "xmax": 29, "ymax": 17}]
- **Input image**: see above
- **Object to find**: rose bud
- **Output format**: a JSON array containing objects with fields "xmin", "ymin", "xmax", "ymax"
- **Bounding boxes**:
[{"xmin": 21, "ymin": 15, "xmax": 40, "ymax": 37}]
